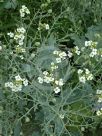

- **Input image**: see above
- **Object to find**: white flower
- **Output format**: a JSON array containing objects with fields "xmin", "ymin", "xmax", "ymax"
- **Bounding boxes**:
[
  {"xmin": 51, "ymin": 62, "xmax": 58, "ymax": 70},
  {"xmin": 58, "ymin": 79, "xmax": 64, "ymax": 86},
  {"xmin": 74, "ymin": 46, "xmax": 80, "ymax": 55},
  {"xmin": 43, "ymin": 76, "xmax": 51, "ymax": 83},
  {"xmin": 43, "ymin": 71, "xmax": 49, "ymax": 76},
  {"xmin": 78, "ymin": 69, "xmax": 83, "ymax": 74},
  {"xmin": 45, "ymin": 24, "xmax": 49, "ymax": 30},
  {"xmin": 5, "ymin": 82, "xmax": 12, "ymax": 88},
  {"xmin": 54, "ymin": 87, "xmax": 60, "ymax": 94},
  {"xmin": 15, "ymin": 75, "xmax": 22, "ymax": 81},
  {"xmin": 38, "ymin": 77, "xmax": 43, "ymax": 84},
  {"xmin": 11, "ymin": 86, "xmax": 18, "ymax": 92},
  {"xmin": 11, "ymin": 85, "xmax": 22, "ymax": 92},
  {"xmin": 96, "ymin": 90, "xmax": 102, "ymax": 95},
  {"xmin": 21, "ymin": 48, "xmax": 26, "ymax": 53},
  {"xmin": 59, "ymin": 114, "xmax": 64, "ymax": 119},
  {"xmin": 37, "ymin": 27, "xmax": 41, "ymax": 31},
  {"xmin": 0, "ymin": 46, "xmax": 2, "ymax": 51},
  {"xmin": 56, "ymin": 58, "xmax": 62, "ymax": 63},
  {"xmin": 5, "ymin": 82, "xmax": 9, "ymax": 87},
  {"xmin": 49, "ymin": 77, "xmax": 54, "ymax": 82},
  {"xmin": 8, "ymin": 82, "xmax": 14, "ymax": 88},
  {"xmin": 55, "ymin": 80, "xmax": 59, "ymax": 85},
  {"xmin": 86, "ymin": 73, "xmax": 93, "ymax": 80},
  {"xmin": 25, "ymin": 117, "xmax": 30, "ymax": 123},
  {"xmin": 55, "ymin": 79, "xmax": 64, "ymax": 86},
  {"xmin": 19, "ymin": 41, "xmax": 24, "ymax": 46},
  {"xmin": 5, "ymin": 75, "xmax": 28, "ymax": 92},
  {"xmin": 53, "ymin": 50, "xmax": 59, "ymax": 55},
  {"xmin": 20, "ymin": 10, "xmax": 25, "ymax": 17},
  {"xmin": 59, "ymin": 52, "xmax": 67, "ymax": 59},
  {"xmin": 76, "ymin": 50, "xmax": 80, "ymax": 55},
  {"xmin": 7, "ymin": 32, "xmax": 14, "ymax": 38},
  {"xmin": 23, "ymin": 79, "xmax": 28, "ymax": 86},
  {"xmin": 14, "ymin": 34, "xmax": 19, "ymax": 40},
  {"xmin": 85, "ymin": 41, "xmax": 92, "ymax": 47},
  {"xmin": 17, "ymin": 85, "xmax": 22, "ymax": 91},
  {"xmin": 25, "ymin": 8, "xmax": 30, "ymax": 14},
  {"xmin": 22, "ymin": 5, "xmax": 26, "ymax": 10},
  {"xmin": 98, "ymin": 97, "xmax": 102, "ymax": 103},
  {"xmin": 85, "ymin": 69, "xmax": 90, "ymax": 74},
  {"xmin": 79, "ymin": 76, "xmax": 86, "ymax": 83},
  {"xmin": 81, "ymin": 127, "xmax": 85, "ymax": 132},
  {"xmin": 20, "ymin": 132, "xmax": 23, "ymax": 136},
  {"xmin": 31, "ymin": 53, "xmax": 35, "ymax": 58},
  {"xmin": 67, "ymin": 51, "xmax": 73, "ymax": 58},
  {"xmin": 20, "ymin": 5, "xmax": 30, "ymax": 17},
  {"xmin": 17, "ymin": 27, "xmax": 26, "ymax": 33},
  {"xmin": 18, "ymin": 34, "xmax": 25, "ymax": 40},
  {"xmin": 20, "ymin": 55, "xmax": 24, "ymax": 59},
  {"xmin": 92, "ymin": 48, "xmax": 97, "ymax": 55},
  {"xmin": 89, "ymin": 48, "xmax": 97, "ymax": 57},
  {"xmin": 96, "ymin": 110, "xmax": 102, "ymax": 116},
  {"xmin": 89, "ymin": 52, "xmax": 94, "ymax": 57},
  {"xmin": 51, "ymin": 62, "xmax": 54, "ymax": 65}
]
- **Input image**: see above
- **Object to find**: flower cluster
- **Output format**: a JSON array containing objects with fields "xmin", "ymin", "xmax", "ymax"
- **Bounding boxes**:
[
  {"xmin": 38, "ymin": 23, "xmax": 50, "ymax": 30},
  {"xmin": 38, "ymin": 71, "xmax": 64, "ymax": 94},
  {"xmin": 85, "ymin": 41, "xmax": 99, "ymax": 58},
  {"xmin": 78, "ymin": 68, "xmax": 93, "ymax": 83},
  {"xmin": 20, "ymin": 5, "xmax": 30, "ymax": 17},
  {"xmin": 67, "ymin": 50, "xmax": 73, "ymax": 58},
  {"xmin": 7, "ymin": 27, "xmax": 26, "ymax": 45},
  {"xmin": 51, "ymin": 62, "xmax": 58, "ymax": 71},
  {"xmin": 85, "ymin": 41, "xmax": 93, "ymax": 47},
  {"xmin": 90, "ymin": 48, "xmax": 97, "ymax": 57},
  {"xmin": 54, "ymin": 79, "xmax": 64, "ymax": 94},
  {"xmin": 14, "ymin": 27, "xmax": 26, "ymax": 46},
  {"xmin": 85, "ymin": 41, "xmax": 97, "ymax": 47},
  {"xmin": 38, "ymin": 50, "xmax": 66, "ymax": 94},
  {"xmin": 96, "ymin": 89, "xmax": 102, "ymax": 116},
  {"xmin": 5, "ymin": 75, "xmax": 28, "ymax": 92},
  {"xmin": 7, "ymin": 32, "xmax": 14, "ymax": 38},
  {"xmin": 53, "ymin": 50, "xmax": 67, "ymax": 63},
  {"xmin": 38, "ymin": 71, "xmax": 54, "ymax": 84},
  {"xmin": 49, "ymin": 50, "xmax": 67, "ymax": 71},
  {"xmin": 73, "ymin": 46, "xmax": 81, "ymax": 55},
  {"xmin": 7, "ymin": 27, "xmax": 26, "ymax": 58},
  {"xmin": 44, "ymin": 24, "xmax": 49, "ymax": 30}
]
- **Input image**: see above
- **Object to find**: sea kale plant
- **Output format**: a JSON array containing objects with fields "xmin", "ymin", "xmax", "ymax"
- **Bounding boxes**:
[{"xmin": 0, "ymin": 1, "xmax": 102, "ymax": 136}]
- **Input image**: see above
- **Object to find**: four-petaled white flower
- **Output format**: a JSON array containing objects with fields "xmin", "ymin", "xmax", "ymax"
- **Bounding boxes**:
[
  {"xmin": 79, "ymin": 76, "xmax": 86, "ymax": 83},
  {"xmin": 74, "ymin": 46, "xmax": 80, "ymax": 55},
  {"xmin": 54, "ymin": 87, "xmax": 60, "ymax": 94},
  {"xmin": 85, "ymin": 41, "xmax": 92, "ymax": 47},
  {"xmin": 38, "ymin": 77, "xmax": 43, "ymax": 84},
  {"xmin": 96, "ymin": 110, "xmax": 102, "ymax": 116},
  {"xmin": 23, "ymin": 79, "xmax": 28, "ymax": 86},
  {"xmin": 5, "ymin": 75, "xmax": 28, "ymax": 92},
  {"xmin": 90, "ymin": 48, "xmax": 97, "ymax": 57},
  {"xmin": 96, "ymin": 90, "xmax": 102, "ymax": 95},
  {"xmin": 20, "ymin": 5, "xmax": 30, "ymax": 18},
  {"xmin": 78, "ymin": 69, "xmax": 83, "ymax": 74},
  {"xmin": 15, "ymin": 75, "xmax": 22, "ymax": 81},
  {"xmin": 67, "ymin": 51, "xmax": 73, "ymax": 58},
  {"xmin": 45, "ymin": 24, "xmax": 49, "ymax": 30},
  {"xmin": 56, "ymin": 58, "xmax": 61, "ymax": 63},
  {"xmin": 7, "ymin": 32, "xmax": 14, "ymax": 38}
]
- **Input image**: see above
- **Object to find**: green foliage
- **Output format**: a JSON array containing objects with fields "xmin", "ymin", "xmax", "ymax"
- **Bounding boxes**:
[{"xmin": 0, "ymin": 0, "xmax": 102, "ymax": 136}]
